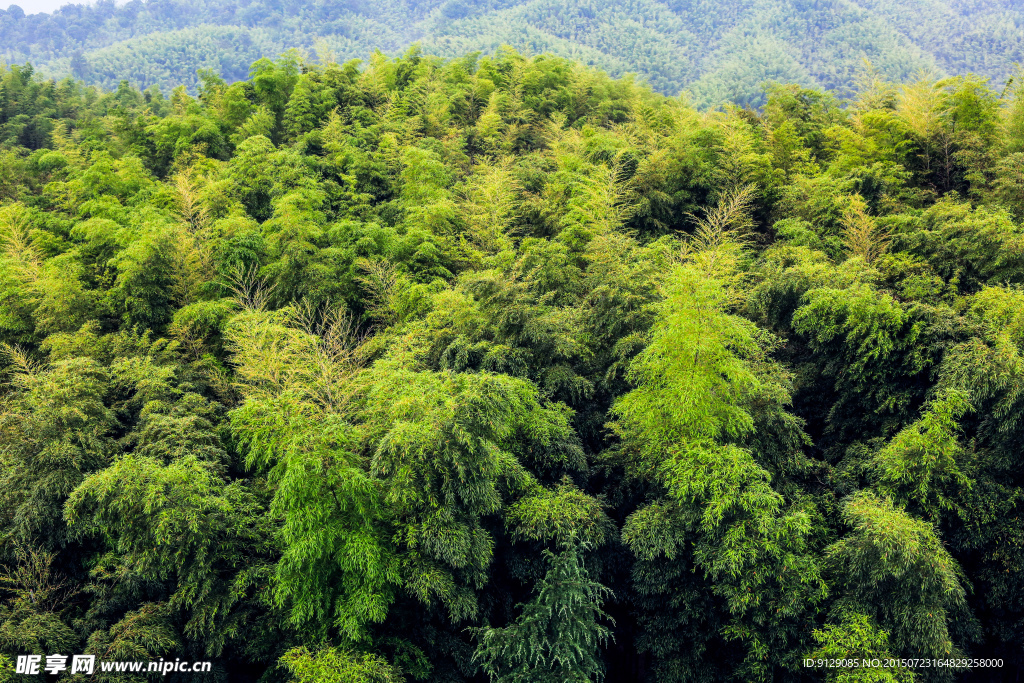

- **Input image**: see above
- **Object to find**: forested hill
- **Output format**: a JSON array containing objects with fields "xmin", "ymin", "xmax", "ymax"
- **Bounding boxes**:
[
  {"xmin": 2, "ymin": 47, "xmax": 1024, "ymax": 682},
  {"xmin": 1, "ymin": 0, "xmax": 1023, "ymax": 107}
]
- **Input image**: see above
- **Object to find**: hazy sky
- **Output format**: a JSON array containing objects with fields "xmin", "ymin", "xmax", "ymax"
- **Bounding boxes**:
[{"xmin": 6, "ymin": 0, "xmax": 91, "ymax": 15}]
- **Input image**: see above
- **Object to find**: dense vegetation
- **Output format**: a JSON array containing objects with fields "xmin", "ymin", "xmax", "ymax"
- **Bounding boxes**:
[
  {"xmin": 2, "ymin": 46, "xmax": 1024, "ymax": 683},
  {"xmin": 2, "ymin": 0, "xmax": 1023, "ymax": 106}
]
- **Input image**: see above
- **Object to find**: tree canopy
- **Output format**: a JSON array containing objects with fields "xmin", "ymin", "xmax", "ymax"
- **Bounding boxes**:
[{"xmin": 0, "ymin": 46, "xmax": 1022, "ymax": 683}]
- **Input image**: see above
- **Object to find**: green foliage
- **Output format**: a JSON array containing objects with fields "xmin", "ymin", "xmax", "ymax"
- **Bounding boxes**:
[
  {"xmin": 281, "ymin": 645, "xmax": 404, "ymax": 683},
  {"xmin": 872, "ymin": 389, "xmax": 974, "ymax": 520},
  {"xmin": 613, "ymin": 226, "xmax": 825, "ymax": 681},
  {"xmin": 826, "ymin": 492, "xmax": 967, "ymax": 661},
  {"xmin": 0, "ymin": 547, "xmax": 79, "ymax": 658},
  {"xmin": 809, "ymin": 612, "xmax": 915, "ymax": 683},
  {"xmin": 0, "ymin": 46, "xmax": 1022, "ymax": 683},
  {"xmin": 0, "ymin": 352, "xmax": 113, "ymax": 550},
  {"xmin": 473, "ymin": 541, "xmax": 613, "ymax": 683},
  {"xmin": 66, "ymin": 454, "xmax": 276, "ymax": 657}
]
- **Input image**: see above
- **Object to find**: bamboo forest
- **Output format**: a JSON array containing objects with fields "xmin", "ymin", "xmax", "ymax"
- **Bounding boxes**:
[{"xmin": 0, "ymin": 47, "xmax": 1023, "ymax": 683}]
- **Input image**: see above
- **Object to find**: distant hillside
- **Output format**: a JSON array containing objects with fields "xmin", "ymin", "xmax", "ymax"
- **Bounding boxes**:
[{"xmin": 1, "ymin": 0, "xmax": 1021, "ymax": 105}]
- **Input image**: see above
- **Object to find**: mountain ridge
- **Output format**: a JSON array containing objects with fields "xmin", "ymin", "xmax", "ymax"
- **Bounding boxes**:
[{"xmin": 0, "ymin": 0, "xmax": 1020, "ymax": 106}]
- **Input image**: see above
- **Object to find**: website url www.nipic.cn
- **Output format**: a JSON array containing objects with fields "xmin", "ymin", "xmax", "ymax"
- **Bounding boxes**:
[{"xmin": 15, "ymin": 654, "xmax": 213, "ymax": 676}]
